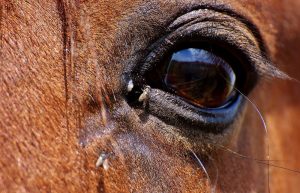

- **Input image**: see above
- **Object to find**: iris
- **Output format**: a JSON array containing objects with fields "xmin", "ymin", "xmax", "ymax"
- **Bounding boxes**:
[{"xmin": 163, "ymin": 48, "xmax": 237, "ymax": 108}]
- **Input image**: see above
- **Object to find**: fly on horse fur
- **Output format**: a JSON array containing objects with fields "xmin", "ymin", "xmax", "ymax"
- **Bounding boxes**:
[{"xmin": 1, "ymin": 1, "xmax": 300, "ymax": 192}]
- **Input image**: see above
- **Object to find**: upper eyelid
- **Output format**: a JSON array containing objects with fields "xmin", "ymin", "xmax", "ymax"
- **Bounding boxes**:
[
  {"xmin": 167, "ymin": 4, "xmax": 266, "ymax": 53},
  {"xmin": 169, "ymin": 10, "xmax": 258, "ymax": 48},
  {"xmin": 172, "ymin": 6, "xmax": 291, "ymax": 80},
  {"xmin": 166, "ymin": 7, "xmax": 288, "ymax": 81},
  {"xmin": 120, "ymin": 3, "xmax": 289, "ymax": 80}
]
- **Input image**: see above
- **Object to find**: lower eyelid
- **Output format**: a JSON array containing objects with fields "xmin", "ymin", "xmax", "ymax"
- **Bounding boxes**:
[{"xmin": 146, "ymin": 88, "xmax": 244, "ymax": 134}]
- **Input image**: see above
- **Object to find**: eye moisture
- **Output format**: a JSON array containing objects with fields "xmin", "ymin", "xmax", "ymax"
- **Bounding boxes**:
[{"xmin": 163, "ymin": 48, "xmax": 236, "ymax": 108}]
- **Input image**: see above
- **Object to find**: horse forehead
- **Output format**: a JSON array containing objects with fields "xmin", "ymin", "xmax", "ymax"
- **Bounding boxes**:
[{"xmin": 93, "ymin": 0, "xmax": 287, "ymax": 27}]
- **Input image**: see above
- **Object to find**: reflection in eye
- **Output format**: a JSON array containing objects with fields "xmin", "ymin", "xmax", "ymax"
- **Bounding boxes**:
[{"xmin": 163, "ymin": 48, "xmax": 237, "ymax": 108}]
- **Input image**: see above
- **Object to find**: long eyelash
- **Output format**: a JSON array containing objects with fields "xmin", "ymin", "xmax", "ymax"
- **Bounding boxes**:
[
  {"xmin": 287, "ymin": 75, "xmax": 300, "ymax": 85},
  {"xmin": 245, "ymin": 51, "xmax": 290, "ymax": 80},
  {"xmin": 193, "ymin": 24, "xmax": 289, "ymax": 80}
]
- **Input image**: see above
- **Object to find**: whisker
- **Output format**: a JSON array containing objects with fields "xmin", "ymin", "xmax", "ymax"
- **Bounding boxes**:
[
  {"xmin": 232, "ymin": 86, "xmax": 271, "ymax": 192},
  {"xmin": 189, "ymin": 148, "xmax": 214, "ymax": 193},
  {"xmin": 212, "ymin": 143, "xmax": 279, "ymax": 162},
  {"xmin": 231, "ymin": 85, "xmax": 271, "ymax": 193},
  {"xmin": 217, "ymin": 144, "xmax": 300, "ymax": 174},
  {"xmin": 287, "ymin": 76, "xmax": 300, "ymax": 85},
  {"xmin": 207, "ymin": 154, "xmax": 219, "ymax": 193},
  {"xmin": 155, "ymin": 124, "xmax": 217, "ymax": 192},
  {"xmin": 211, "ymin": 63, "xmax": 272, "ymax": 193}
]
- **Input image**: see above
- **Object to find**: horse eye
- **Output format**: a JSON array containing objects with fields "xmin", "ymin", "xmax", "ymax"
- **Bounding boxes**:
[{"xmin": 147, "ymin": 48, "xmax": 237, "ymax": 108}]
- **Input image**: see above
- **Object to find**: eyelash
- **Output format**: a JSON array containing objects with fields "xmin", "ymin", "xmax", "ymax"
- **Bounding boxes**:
[
  {"xmin": 121, "ymin": 7, "xmax": 271, "ymax": 135},
  {"xmin": 131, "ymin": 26, "xmax": 259, "ymax": 98}
]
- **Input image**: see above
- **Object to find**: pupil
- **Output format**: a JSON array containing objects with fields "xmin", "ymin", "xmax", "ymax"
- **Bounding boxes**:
[{"xmin": 163, "ymin": 48, "xmax": 236, "ymax": 108}]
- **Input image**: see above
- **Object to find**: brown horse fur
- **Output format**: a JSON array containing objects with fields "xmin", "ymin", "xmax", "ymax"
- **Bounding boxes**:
[{"xmin": 1, "ymin": 0, "xmax": 300, "ymax": 192}]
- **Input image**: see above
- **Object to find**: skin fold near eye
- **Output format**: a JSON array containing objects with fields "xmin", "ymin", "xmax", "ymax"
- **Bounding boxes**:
[{"xmin": 157, "ymin": 48, "xmax": 237, "ymax": 108}]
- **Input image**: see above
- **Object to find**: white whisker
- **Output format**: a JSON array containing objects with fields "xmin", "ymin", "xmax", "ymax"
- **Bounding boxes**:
[{"xmin": 189, "ymin": 148, "xmax": 215, "ymax": 193}]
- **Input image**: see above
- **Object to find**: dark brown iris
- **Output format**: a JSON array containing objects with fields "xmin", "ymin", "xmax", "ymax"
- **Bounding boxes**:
[{"xmin": 162, "ymin": 48, "xmax": 236, "ymax": 108}]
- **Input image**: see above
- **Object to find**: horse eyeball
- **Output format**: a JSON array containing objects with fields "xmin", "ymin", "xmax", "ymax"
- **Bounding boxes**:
[{"xmin": 157, "ymin": 48, "xmax": 237, "ymax": 108}]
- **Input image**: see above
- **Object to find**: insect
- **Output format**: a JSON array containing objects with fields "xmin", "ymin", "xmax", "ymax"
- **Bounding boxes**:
[
  {"xmin": 96, "ymin": 152, "xmax": 110, "ymax": 171},
  {"xmin": 138, "ymin": 85, "xmax": 151, "ymax": 107}
]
